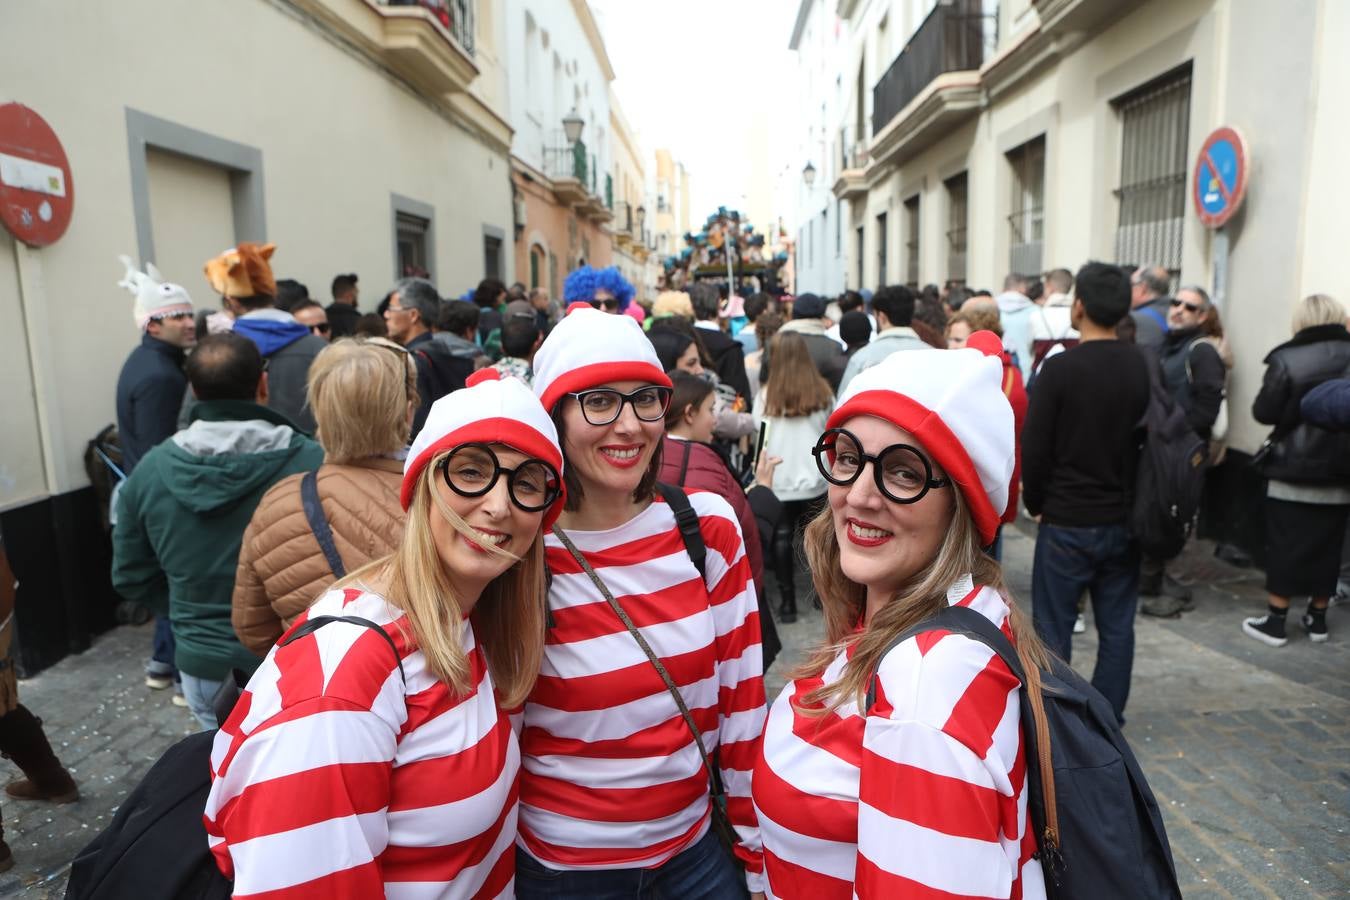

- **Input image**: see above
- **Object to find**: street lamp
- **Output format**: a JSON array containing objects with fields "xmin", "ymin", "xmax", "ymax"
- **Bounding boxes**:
[
  {"xmin": 802, "ymin": 161, "xmax": 817, "ymax": 188},
  {"xmin": 635, "ymin": 204, "xmax": 646, "ymax": 233},
  {"xmin": 562, "ymin": 109, "xmax": 585, "ymax": 145}
]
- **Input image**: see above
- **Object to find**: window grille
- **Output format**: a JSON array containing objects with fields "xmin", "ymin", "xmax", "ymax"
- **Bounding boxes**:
[
  {"xmin": 1113, "ymin": 66, "xmax": 1192, "ymax": 276},
  {"xmin": 945, "ymin": 173, "xmax": 968, "ymax": 286},
  {"xmin": 1007, "ymin": 136, "xmax": 1045, "ymax": 276},
  {"xmin": 904, "ymin": 196, "xmax": 920, "ymax": 290}
]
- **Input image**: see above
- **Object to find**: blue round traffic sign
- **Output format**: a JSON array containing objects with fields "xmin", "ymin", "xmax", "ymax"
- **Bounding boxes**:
[{"xmin": 1193, "ymin": 127, "xmax": 1249, "ymax": 228}]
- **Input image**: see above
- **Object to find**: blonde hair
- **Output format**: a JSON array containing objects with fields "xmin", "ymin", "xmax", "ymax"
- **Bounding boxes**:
[
  {"xmin": 764, "ymin": 331, "xmax": 834, "ymax": 417},
  {"xmin": 1292, "ymin": 293, "xmax": 1347, "ymax": 335},
  {"xmin": 336, "ymin": 453, "xmax": 547, "ymax": 707},
  {"xmin": 652, "ymin": 291, "xmax": 695, "ymax": 320},
  {"xmin": 307, "ymin": 338, "xmax": 416, "ymax": 463},
  {"xmin": 948, "ymin": 301, "xmax": 1002, "ymax": 338},
  {"xmin": 794, "ymin": 485, "xmax": 1049, "ymax": 715}
]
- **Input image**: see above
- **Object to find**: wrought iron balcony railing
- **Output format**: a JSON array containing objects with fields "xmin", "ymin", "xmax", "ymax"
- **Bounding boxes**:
[{"xmin": 872, "ymin": 1, "xmax": 994, "ymax": 136}]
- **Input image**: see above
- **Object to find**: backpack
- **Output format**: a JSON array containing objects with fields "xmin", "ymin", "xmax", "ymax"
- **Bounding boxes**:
[
  {"xmin": 866, "ymin": 605, "xmax": 1181, "ymax": 899},
  {"xmin": 1184, "ymin": 336, "xmax": 1229, "ymax": 465},
  {"xmin": 65, "ymin": 616, "xmax": 403, "ymax": 900},
  {"xmin": 1129, "ymin": 363, "xmax": 1208, "ymax": 559},
  {"xmin": 657, "ymin": 482, "xmax": 780, "ymax": 671},
  {"xmin": 1029, "ymin": 306, "xmax": 1080, "ymax": 384}
]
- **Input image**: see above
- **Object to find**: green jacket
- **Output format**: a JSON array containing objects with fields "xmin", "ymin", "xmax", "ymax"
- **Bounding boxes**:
[{"xmin": 111, "ymin": 400, "xmax": 324, "ymax": 680}]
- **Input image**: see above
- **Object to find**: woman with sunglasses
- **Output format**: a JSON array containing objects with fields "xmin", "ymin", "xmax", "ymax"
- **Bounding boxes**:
[
  {"xmin": 752, "ymin": 349, "xmax": 1050, "ymax": 899},
  {"xmin": 564, "ymin": 264, "xmax": 634, "ymax": 315},
  {"xmin": 517, "ymin": 306, "xmax": 768, "ymax": 898},
  {"xmin": 205, "ymin": 371, "xmax": 564, "ymax": 898}
]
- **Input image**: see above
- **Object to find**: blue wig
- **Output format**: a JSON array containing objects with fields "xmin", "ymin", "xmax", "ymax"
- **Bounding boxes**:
[{"xmin": 564, "ymin": 264, "xmax": 634, "ymax": 311}]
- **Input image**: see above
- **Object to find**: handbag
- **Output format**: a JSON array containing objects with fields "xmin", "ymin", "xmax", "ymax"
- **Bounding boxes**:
[{"xmin": 552, "ymin": 525, "xmax": 742, "ymax": 862}]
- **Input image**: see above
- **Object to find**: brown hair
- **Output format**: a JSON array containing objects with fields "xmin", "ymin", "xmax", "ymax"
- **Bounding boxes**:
[
  {"xmin": 307, "ymin": 338, "xmax": 416, "ymax": 463},
  {"xmin": 336, "ymin": 455, "xmax": 547, "ymax": 707},
  {"xmin": 948, "ymin": 301, "xmax": 1003, "ymax": 339},
  {"xmin": 551, "ymin": 402, "xmax": 664, "ymax": 511},
  {"xmin": 794, "ymin": 486, "xmax": 1050, "ymax": 716},
  {"xmin": 665, "ymin": 371, "xmax": 715, "ymax": 431},
  {"xmin": 755, "ymin": 309, "xmax": 784, "ymax": 352},
  {"xmin": 764, "ymin": 331, "xmax": 834, "ymax": 417}
]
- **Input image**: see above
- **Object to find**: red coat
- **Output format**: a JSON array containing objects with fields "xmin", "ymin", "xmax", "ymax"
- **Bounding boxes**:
[
  {"xmin": 658, "ymin": 436, "xmax": 765, "ymax": 595},
  {"xmin": 1000, "ymin": 356, "xmax": 1028, "ymax": 524}
]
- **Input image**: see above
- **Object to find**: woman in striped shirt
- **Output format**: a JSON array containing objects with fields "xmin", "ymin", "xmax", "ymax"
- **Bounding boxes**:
[
  {"xmin": 204, "ymin": 371, "xmax": 564, "ymax": 898},
  {"xmin": 517, "ymin": 305, "xmax": 768, "ymax": 898},
  {"xmin": 752, "ymin": 349, "xmax": 1051, "ymax": 899}
]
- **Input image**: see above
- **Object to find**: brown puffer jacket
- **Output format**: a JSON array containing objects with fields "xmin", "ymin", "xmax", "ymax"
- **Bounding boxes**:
[{"xmin": 233, "ymin": 457, "xmax": 405, "ymax": 656}]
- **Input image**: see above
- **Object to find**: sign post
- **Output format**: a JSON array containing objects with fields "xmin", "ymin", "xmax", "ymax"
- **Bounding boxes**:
[{"xmin": 1193, "ymin": 126, "xmax": 1249, "ymax": 311}]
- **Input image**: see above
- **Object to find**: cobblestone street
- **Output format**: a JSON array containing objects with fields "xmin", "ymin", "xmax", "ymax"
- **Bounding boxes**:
[{"xmin": 2, "ymin": 524, "xmax": 1347, "ymax": 897}]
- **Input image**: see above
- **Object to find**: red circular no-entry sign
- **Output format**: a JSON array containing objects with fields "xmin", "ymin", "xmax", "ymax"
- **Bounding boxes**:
[{"xmin": 0, "ymin": 103, "xmax": 75, "ymax": 248}]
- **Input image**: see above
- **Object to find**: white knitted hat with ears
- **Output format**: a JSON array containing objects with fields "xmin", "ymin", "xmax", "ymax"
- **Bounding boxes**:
[
  {"xmin": 402, "ymin": 369, "xmax": 566, "ymax": 526},
  {"xmin": 826, "ymin": 348, "xmax": 1014, "ymax": 544},
  {"xmin": 117, "ymin": 255, "xmax": 194, "ymax": 331},
  {"xmin": 531, "ymin": 304, "xmax": 672, "ymax": 413}
]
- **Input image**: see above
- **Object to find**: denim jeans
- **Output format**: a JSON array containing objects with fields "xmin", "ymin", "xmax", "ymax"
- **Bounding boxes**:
[
  {"xmin": 147, "ymin": 617, "xmax": 177, "ymax": 677},
  {"xmin": 179, "ymin": 673, "xmax": 224, "ymax": 731},
  {"xmin": 1032, "ymin": 522, "xmax": 1140, "ymax": 723},
  {"xmin": 514, "ymin": 827, "xmax": 745, "ymax": 900}
]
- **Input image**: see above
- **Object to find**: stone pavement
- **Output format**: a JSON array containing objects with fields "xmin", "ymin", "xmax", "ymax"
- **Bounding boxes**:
[{"xmin": 1, "ymin": 523, "xmax": 1346, "ymax": 896}]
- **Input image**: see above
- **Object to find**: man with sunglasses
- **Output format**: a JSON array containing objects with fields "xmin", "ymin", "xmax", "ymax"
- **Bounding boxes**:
[
  {"xmin": 1140, "ymin": 286, "xmax": 1228, "ymax": 616},
  {"xmin": 387, "ymin": 277, "xmax": 475, "ymax": 438},
  {"xmin": 290, "ymin": 300, "xmax": 331, "ymax": 342}
]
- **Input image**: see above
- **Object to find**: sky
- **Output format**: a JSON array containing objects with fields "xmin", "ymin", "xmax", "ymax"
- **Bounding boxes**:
[{"xmin": 589, "ymin": 0, "xmax": 801, "ymax": 223}]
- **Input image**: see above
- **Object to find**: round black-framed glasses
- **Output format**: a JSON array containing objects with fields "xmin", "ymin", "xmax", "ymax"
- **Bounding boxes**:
[
  {"xmin": 811, "ymin": 427, "xmax": 950, "ymax": 504},
  {"xmin": 437, "ymin": 443, "xmax": 561, "ymax": 512},
  {"xmin": 566, "ymin": 386, "xmax": 673, "ymax": 427}
]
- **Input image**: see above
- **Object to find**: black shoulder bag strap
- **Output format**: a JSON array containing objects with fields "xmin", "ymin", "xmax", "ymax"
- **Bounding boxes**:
[
  {"xmin": 656, "ymin": 482, "xmax": 706, "ymax": 581},
  {"xmin": 301, "ymin": 470, "xmax": 346, "ymax": 579},
  {"xmin": 211, "ymin": 615, "xmax": 406, "ymax": 724},
  {"xmin": 552, "ymin": 525, "xmax": 739, "ymax": 857},
  {"xmin": 677, "ymin": 438, "xmax": 694, "ymax": 484}
]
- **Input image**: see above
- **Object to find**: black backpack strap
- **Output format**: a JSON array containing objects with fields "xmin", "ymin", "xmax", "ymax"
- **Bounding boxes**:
[
  {"xmin": 280, "ymin": 614, "xmax": 406, "ymax": 685},
  {"xmin": 864, "ymin": 605, "xmax": 1027, "ymax": 712},
  {"xmin": 656, "ymin": 482, "xmax": 706, "ymax": 582},
  {"xmin": 300, "ymin": 470, "xmax": 346, "ymax": 579},
  {"xmin": 677, "ymin": 439, "xmax": 693, "ymax": 484}
]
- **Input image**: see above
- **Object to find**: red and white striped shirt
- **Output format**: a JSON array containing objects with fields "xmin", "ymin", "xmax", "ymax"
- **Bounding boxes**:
[
  {"xmin": 752, "ymin": 581, "xmax": 1046, "ymax": 899},
  {"xmin": 518, "ymin": 492, "xmax": 767, "ymax": 891},
  {"xmin": 204, "ymin": 587, "xmax": 520, "ymax": 899}
]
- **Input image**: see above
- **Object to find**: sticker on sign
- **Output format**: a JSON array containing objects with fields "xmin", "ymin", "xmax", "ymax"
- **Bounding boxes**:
[{"xmin": 0, "ymin": 152, "xmax": 67, "ymax": 198}]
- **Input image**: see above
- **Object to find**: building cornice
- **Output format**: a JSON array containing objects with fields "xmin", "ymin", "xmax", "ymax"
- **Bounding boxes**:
[
  {"xmin": 789, "ymin": 0, "xmax": 813, "ymax": 50},
  {"xmin": 572, "ymin": 0, "xmax": 617, "ymax": 82}
]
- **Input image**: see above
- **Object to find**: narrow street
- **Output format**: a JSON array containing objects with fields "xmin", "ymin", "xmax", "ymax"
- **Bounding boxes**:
[{"xmin": 0, "ymin": 524, "xmax": 1343, "ymax": 897}]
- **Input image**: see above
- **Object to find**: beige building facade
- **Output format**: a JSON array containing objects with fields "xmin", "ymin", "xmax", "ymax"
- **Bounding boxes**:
[
  {"xmin": 1, "ymin": 0, "xmax": 515, "ymax": 666},
  {"xmin": 653, "ymin": 148, "xmax": 693, "ymax": 287},
  {"xmin": 609, "ymin": 95, "xmax": 656, "ymax": 301}
]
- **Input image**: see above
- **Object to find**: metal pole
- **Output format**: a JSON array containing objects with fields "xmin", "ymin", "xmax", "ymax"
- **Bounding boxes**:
[{"xmin": 1212, "ymin": 227, "xmax": 1229, "ymax": 311}]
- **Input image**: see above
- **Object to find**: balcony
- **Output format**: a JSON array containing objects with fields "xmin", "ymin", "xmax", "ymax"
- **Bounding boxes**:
[
  {"xmin": 869, "ymin": 1, "xmax": 993, "ymax": 165},
  {"xmin": 832, "ymin": 125, "xmax": 871, "ymax": 201},
  {"xmin": 291, "ymin": 0, "xmax": 478, "ymax": 96},
  {"xmin": 543, "ymin": 138, "xmax": 589, "ymax": 207},
  {"xmin": 615, "ymin": 202, "xmax": 634, "ymax": 247},
  {"xmin": 1033, "ymin": 0, "xmax": 1140, "ymax": 35}
]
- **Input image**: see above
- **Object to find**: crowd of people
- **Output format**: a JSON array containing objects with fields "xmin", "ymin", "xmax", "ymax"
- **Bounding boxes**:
[{"xmin": 88, "ymin": 237, "xmax": 1350, "ymax": 896}]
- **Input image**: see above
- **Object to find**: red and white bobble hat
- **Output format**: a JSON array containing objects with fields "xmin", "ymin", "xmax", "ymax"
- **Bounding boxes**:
[
  {"xmin": 827, "ymin": 348, "xmax": 1014, "ymax": 545},
  {"xmin": 532, "ymin": 305, "xmax": 673, "ymax": 413},
  {"xmin": 402, "ymin": 369, "xmax": 566, "ymax": 527}
]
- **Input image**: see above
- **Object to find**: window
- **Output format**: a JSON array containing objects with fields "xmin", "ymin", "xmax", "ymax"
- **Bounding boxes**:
[
  {"xmin": 856, "ymin": 225, "xmax": 865, "ymax": 288},
  {"xmin": 1007, "ymin": 136, "xmax": 1045, "ymax": 276},
  {"xmin": 945, "ymin": 172, "xmax": 968, "ymax": 286},
  {"xmin": 876, "ymin": 212, "xmax": 888, "ymax": 287},
  {"xmin": 396, "ymin": 211, "xmax": 430, "ymax": 278},
  {"xmin": 903, "ymin": 196, "xmax": 920, "ymax": 290},
  {"xmin": 1114, "ymin": 66, "xmax": 1192, "ymax": 276},
  {"xmin": 483, "ymin": 233, "xmax": 502, "ymax": 280},
  {"xmin": 529, "ymin": 244, "xmax": 544, "ymax": 289}
]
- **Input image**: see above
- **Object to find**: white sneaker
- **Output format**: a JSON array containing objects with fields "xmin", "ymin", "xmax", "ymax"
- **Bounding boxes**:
[{"xmin": 1073, "ymin": 614, "xmax": 1086, "ymax": 634}]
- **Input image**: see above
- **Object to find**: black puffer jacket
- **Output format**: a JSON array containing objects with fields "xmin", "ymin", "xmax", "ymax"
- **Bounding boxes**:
[{"xmin": 1252, "ymin": 323, "xmax": 1350, "ymax": 484}]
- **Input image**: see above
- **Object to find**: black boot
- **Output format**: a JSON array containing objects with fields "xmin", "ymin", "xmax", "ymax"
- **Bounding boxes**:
[
  {"xmin": 0, "ymin": 705, "xmax": 78, "ymax": 804},
  {"xmin": 772, "ymin": 521, "xmax": 797, "ymax": 624}
]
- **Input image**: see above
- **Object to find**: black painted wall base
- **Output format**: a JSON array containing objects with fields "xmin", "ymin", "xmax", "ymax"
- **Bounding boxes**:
[
  {"xmin": 1, "ymin": 489, "xmax": 119, "ymax": 676},
  {"xmin": 1198, "ymin": 449, "xmax": 1267, "ymax": 568}
]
